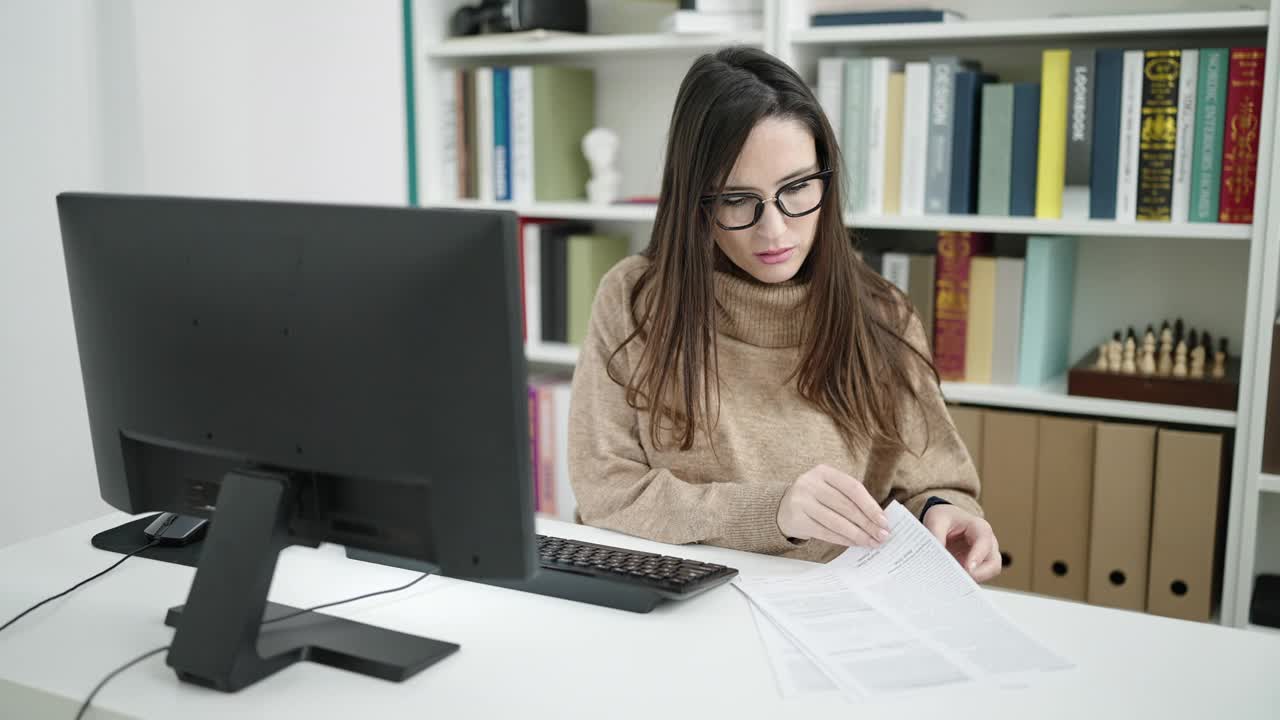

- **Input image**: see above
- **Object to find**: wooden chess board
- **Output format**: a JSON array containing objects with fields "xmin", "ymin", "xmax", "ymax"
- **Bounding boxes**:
[{"xmin": 1066, "ymin": 349, "xmax": 1240, "ymax": 411}]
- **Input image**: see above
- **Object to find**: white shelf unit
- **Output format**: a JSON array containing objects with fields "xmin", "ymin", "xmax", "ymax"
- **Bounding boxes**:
[
  {"xmin": 411, "ymin": 0, "xmax": 1280, "ymax": 629},
  {"xmin": 1261, "ymin": 473, "xmax": 1280, "ymax": 494}
]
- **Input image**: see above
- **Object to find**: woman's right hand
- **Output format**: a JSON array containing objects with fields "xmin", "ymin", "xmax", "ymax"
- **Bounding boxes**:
[{"xmin": 776, "ymin": 465, "xmax": 892, "ymax": 547}]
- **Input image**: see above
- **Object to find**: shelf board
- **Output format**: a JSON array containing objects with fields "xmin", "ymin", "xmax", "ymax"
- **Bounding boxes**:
[
  {"xmin": 941, "ymin": 378, "xmax": 1237, "ymax": 427},
  {"xmin": 426, "ymin": 30, "xmax": 764, "ymax": 60},
  {"xmin": 522, "ymin": 342, "xmax": 1236, "ymax": 426},
  {"xmin": 793, "ymin": 10, "xmax": 1267, "ymax": 46},
  {"xmin": 426, "ymin": 199, "xmax": 658, "ymax": 223},
  {"xmin": 526, "ymin": 342, "xmax": 580, "ymax": 366},
  {"xmin": 1261, "ymin": 473, "xmax": 1280, "ymax": 494},
  {"xmin": 847, "ymin": 213, "xmax": 1253, "ymax": 240}
]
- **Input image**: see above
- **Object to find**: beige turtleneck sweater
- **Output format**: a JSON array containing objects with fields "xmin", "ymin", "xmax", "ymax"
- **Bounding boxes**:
[{"xmin": 567, "ymin": 255, "xmax": 982, "ymax": 563}]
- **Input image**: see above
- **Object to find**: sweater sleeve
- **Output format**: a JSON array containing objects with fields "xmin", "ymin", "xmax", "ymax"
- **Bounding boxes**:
[
  {"xmin": 891, "ymin": 311, "xmax": 985, "ymax": 520},
  {"xmin": 566, "ymin": 260, "xmax": 799, "ymax": 554}
]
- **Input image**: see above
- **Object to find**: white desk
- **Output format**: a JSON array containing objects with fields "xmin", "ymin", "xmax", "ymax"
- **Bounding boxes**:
[{"xmin": 1, "ymin": 513, "xmax": 1278, "ymax": 719}]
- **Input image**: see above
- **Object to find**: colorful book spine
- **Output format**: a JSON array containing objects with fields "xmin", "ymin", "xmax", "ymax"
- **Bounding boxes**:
[
  {"xmin": 1036, "ymin": 50, "xmax": 1070, "ymax": 219},
  {"xmin": 1115, "ymin": 51, "xmax": 1144, "ymax": 222},
  {"xmin": 1009, "ymin": 83, "xmax": 1041, "ymax": 217},
  {"xmin": 883, "ymin": 71, "xmax": 906, "ymax": 215},
  {"xmin": 1089, "ymin": 50, "xmax": 1125, "ymax": 219},
  {"xmin": 1018, "ymin": 236, "xmax": 1077, "ymax": 387},
  {"xmin": 925, "ymin": 57, "xmax": 965, "ymax": 214},
  {"xmin": 1135, "ymin": 50, "xmax": 1181, "ymax": 221},
  {"xmin": 933, "ymin": 231, "xmax": 992, "ymax": 380},
  {"xmin": 907, "ymin": 254, "xmax": 937, "ymax": 351},
  {"xmin": 492, "ymin": 67, "xmax": 511, "ymax": 202},
  {"xmin": 900, "ymin": 62, "xmax": 932, "ymax": 215},
  {"xmin": 1170, "ymin": 50, "xmax": 1199, "ymax": 222},
  {"xmin": 949, "ymin": 70, "xmax": 991, "ymax": 214},
  {"xmin": 964, "ymin": 256, "xmax": 997, "ymax": 383},
  {"xmin": 1190, "ymin": 49, "xmax": 1229, "ymax": 223},
  {"xmin": 1062, "ymin": 50, "xmax": 1094, "ymax": 219},
  {"xmin": 528, "ymin": 385, "xmax": 540, "ymax": 511},
  {"xmin": 978, "ymin": 83, "xmax": 1014, "ymax": 216},
  {"xmin": 1219, "ymin": 47, "xmax": 1266, "ymax": 224}
]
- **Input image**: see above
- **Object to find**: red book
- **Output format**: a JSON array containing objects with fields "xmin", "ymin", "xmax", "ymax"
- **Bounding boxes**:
[
  {"xmin": 1219, "ymin": 47, "xmax": 1266, "ymax": 224},
  {"xmin": 933, "ymin": 231, "xmax": 993, "ymax": 381}
]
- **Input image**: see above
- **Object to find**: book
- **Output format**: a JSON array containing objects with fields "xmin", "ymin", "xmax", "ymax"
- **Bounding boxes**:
[
  {"xmin": 842, "ymin": 59, "xmax": 871, "ymax": 213},
  {"xmin": 810, "ymin": 9, "xmax": 963, "ymax": 25},
  {"xmin": 817, "ymin": 57, "xmax": 846, "ymax": 139},
  {"xmin": 1115, "ymin": 50, "xmax": 1145, "ymax": 222},
  {"xmin": 907, "ymin": 254, "xmax": 937, "ymax": 351},
  {"xmin": 926, "ymin": 57, "xmax": 977, "ymax": 214},
  {"xmin": 1089, "ymin": 50, "xmax": 1124, "ymax": 219},
  {"xmin": 900, "ymin": 62, "xmax": 932, "ymax": 215},
  {"xmin": 567, "ymin": 234, "xmax": 631, "ymax": 346},
  {"xmin": 539, "ymin": 221, "xmax": 590, "ymax": 343},
  {"xmin": 660, "ymin": 10, "xmax": 762, "ymax": 33},
  {"xmin": 439, "ymin": 69, "xmax": 459, "ymax": 201},
  {"xmin": 492, "ymin": 67, "xmax": 512, "ymax": 202},
  {"xmin": 474, "ymin": 67, "xmax": 495, "ymax": 202},
  {"xmin": 1170, "ymin": 50, "xmax": 1199, "ymax": 223},
  {"xmin": 933, "ymin": 231, "xmax": 992, "ymax": 380},
  {"xmin": 1018, "ymin": 236, "xmax": 1077, "ymax": 387},
  {"xmin": 977, "ymin": 83, "xmax": 1014, "ymax": 216},
  {"xmin": 883, "ymin": 71, "xmax": 906, "ymax": 215},
  {"xmin": 1062, "ymin": 50, "xmax": 1094, "ymax": 219},
  {"xmin": 882, "ymin": 252, "xmax": 911, "ymax": 292},
  {"xmin": 1190, "ymin": 49, "xmax": 1229, "ymax": 223},
  {"xmin": 1035, "ymin": 49, "xmax": 1070, "ymax": 219},
  {"xmin": 991, "ymin": 257, "xmax": 1026, "ymax": 385},
  {"xmin": 1219, "ymin": 47, "xmax": 1266, "ymax": 224},
  {"xmin": 865, "ymin": 58, "xmax": 904, "ymax": 215},
  {"xmin": 964, "ymin": 256, "xmax": 996, "ymax": 383},
  {"xmin": 1135, "ymin": 50, "xmax": 1182, "ymax": 221},
  {"xmin": 1009, "ymin": 83, "xmax": 1041, "ymax": 217},
  {"xmin": 528, "ymin": 66, "xmax": 596, "ymax": 202},
  {"xmin": 949, "ymin": 70, "xmax": 994, "ymax": 214}
]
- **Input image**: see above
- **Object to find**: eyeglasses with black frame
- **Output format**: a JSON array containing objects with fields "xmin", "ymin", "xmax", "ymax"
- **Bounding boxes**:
[{"xmin": 700, "ymin": 169, "xmax": 834, "ymax": 231}]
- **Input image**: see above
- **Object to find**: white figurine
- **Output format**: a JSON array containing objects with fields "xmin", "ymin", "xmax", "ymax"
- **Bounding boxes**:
[{"xmin": 582, "ymin": 127, "xmax": 621, "ymax": 205}]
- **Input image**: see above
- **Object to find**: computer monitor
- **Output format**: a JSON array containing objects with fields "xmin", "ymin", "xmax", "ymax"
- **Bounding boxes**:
[{"xmin": 56, "ymin": 192, "xmax": 535, "ymax": 692}]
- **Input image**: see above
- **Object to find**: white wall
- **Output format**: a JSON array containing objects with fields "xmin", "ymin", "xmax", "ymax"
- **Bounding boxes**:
[{"xmin": 0, "ymin": 0, "xmax": 406, "ymax": 548}]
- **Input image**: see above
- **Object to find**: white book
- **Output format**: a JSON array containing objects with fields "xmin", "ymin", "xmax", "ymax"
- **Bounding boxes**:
[
  {"xmin": 551, "ymin": 383, "xmax": 576, "ymax": 522},
  {"xmin": 438, "ymin": 70, "xmax": 459, "ymax": 201},
  {"xmin": 509, "ymin": 66, "xmax": 535, "ymax": 204},
  {"xmin": 881, "ymin": 252, "xmax": 911, "ymax": 292},
  {"xmin": 1115, "ymin": 50, "xmax": 1144, "ymax": 223},
  {"xmin": 1171, "ymin": 49, "xmax": 1199, "ymax": 223},
  {"xmin": 659, "ymin": 10, "xmax": 762, "ymax": 33},
  {"xmin": 474, "ymin": 67, "xmax": 495, "ymax": 203},
  {"xmin": 817, "ymin": 57, "xmax": 845, "ymax": 139},
  {"xmin": 899, "ymin": 62, "xmax": 931, "ymax": 216},
  {"xmin": 864, "ymin": 58, "xmax": 903, "ymax": 216},
  {"xmin": 685, "ymin": 0, "xmax": 763, "ymax": 12},
  {"xmin": 523, "ymin": 222, "xmax": 542, "ymax": 345}
]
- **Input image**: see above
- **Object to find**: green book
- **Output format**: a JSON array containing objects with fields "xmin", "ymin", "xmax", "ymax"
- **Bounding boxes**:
[
  {"xmin": 531, "ymin": 66, "xmax": 596, "ymax": 202},
  {"xmin": 1017, "ymin": 235, "xmax": 1077, "ymax": 387},
  {"xmin": 567, "ymin": 234, "xmax": 630, "ymax": 346},
  {"xmin": 978, "ymin": 84, "xmax": 1014, "ymax": 216},
  {"xmin": 1190, "ymin": 48, "xmax": 1229, "ymax": 223},
  {"xmin": 842, "ymin": 58, "xmax": 870, "ymax": 214}
]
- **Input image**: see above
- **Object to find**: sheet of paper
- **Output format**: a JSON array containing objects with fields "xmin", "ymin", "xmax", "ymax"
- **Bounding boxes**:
[
  {"xmin": 736, "ymin": 500, "xmax": 1072, "ymax": 702},
  {"xmin": 830, "ymin": 502, "xmax": 1074, "ymax": 678},
  {"xmin": 745, "ymin": 597, "xmax": 838, "ymax": 698},
  {"xmin": 735, "ymin": 567, "xmax": 973, "ymax": 699}
]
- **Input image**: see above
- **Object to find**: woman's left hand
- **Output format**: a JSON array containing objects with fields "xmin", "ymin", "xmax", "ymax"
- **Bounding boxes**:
[{"xmin": 922, "ymin": 505, "xmax": 1001, "ymax": 582}]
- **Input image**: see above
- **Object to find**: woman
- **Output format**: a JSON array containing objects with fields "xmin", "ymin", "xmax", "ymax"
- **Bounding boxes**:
[{"xmin": 567, "ymin": 46, "xmax": 1000, "ymax": 582}]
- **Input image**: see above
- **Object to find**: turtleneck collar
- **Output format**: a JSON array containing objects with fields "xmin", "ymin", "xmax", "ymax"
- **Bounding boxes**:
[{"xmin": 713, "ymin": 268, "xmax": 809, "ymax": 348}]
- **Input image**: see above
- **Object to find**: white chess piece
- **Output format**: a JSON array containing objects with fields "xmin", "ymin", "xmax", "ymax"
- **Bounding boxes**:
[
  {"xmin": 1108, "ymin": 338, "xmax": 1123, "ymax": 373},
  {"xmin": 1095, "ymin": 342, "xmax": 1109, "ymax": 370},
  {"xmin": 1173, "ymin": 340, "xmax": 1188, "ymax": 378},
  {"xmin": 1140, "ymin": 332, "xmax": 1157, "ymax": 375},
  {"xmin": 582, "ymin": 127, "xmax": 621, "ymax": 205},
  {"xmin": 1158, "ymin": 328, "xmax": 1174, "ymax": 376},
  {"xmin": 1122, "ymin": 336, "xmax": 1137, "ymax": 374}
]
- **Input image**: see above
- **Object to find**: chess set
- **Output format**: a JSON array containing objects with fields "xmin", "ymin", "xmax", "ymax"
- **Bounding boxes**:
[{"xmin": 1066, "ymin": 319, "xmax": 1240, "ymax": 411}]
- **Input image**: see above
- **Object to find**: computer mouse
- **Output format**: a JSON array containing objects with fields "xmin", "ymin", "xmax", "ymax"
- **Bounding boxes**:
[{"xmin": 143, "ymin": 512, "xmax": 209, "ymax": 546}]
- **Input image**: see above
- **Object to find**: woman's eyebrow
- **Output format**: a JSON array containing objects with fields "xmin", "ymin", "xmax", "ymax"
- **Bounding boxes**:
[{"xmin": 723, "ymin": 165, "xmax": 820, "ymax": 193}]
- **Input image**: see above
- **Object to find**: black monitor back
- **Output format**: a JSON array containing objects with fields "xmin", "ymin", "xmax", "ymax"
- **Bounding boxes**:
[{"xmin": 57, "ymin": 192, "xmax": 534, "ymax": 580}]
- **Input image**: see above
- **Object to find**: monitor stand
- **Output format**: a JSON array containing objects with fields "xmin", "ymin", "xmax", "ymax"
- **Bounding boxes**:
[{"xmin": 163, "ymin": 469, "xmax": 457, "ymax": 692}]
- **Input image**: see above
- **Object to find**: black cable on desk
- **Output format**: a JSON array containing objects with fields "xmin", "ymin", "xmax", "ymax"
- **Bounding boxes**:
[
  {"xmin": 75, "ymin": 571, "xmax": 430, "ymax": 719},
  {"xmin": 0, "ymin": 539, "xmax": 159, "ymax": 635}
]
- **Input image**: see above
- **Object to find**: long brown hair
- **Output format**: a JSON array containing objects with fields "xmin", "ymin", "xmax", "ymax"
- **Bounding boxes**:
[{"xmin": 608, "ymin": 46, "xmax": 937, "ymax": 455}]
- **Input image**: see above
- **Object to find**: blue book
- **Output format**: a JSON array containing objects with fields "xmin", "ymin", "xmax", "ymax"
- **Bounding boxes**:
[
  {"xmin": 948, "ymin": 71, "xmax": 994, "ymax": 213},
  {"xmin": 1017, "ymin": 236, "xmax": 1077, "ymax": 387},
  {"xmin": 1009, "ymin": 83, "xmax": 1041, "ymax": 217},
  {"xmin": 811, "ymin": 10, "xmax": 962, "ymax": 26},
  {"xmin": 1089, "ymin": 49, "xmax": 1124, "ymax": 219},
  {"xmin": 492, "ymin": 67, "xmax": 512, "ymax": 202}
]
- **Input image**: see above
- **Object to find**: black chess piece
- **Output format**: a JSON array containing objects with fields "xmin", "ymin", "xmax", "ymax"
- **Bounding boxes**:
[
  {"xmin": 1189, "ymin": 329, "xmax": 1199, "ymax": 347},
  {"xmin": 1202, "ymin": 331, "xmax": 1213, "ymax": 350},
  {"xmin": 1220, "ymin": 337, "xmax": 1229, "ymax": 354},
  {"xmin": 1175, "ymin": 317, "xmax": 1185, "ymax": 344},
  {"xmin": 1127, "ymin": 326, "xmax": 1137, "ymax": 341}
]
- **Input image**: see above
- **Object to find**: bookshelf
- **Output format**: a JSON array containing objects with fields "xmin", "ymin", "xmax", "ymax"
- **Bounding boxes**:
[{"xmin": 410, "ymin": 0, "xmax": 1280, "ymax": 630}]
